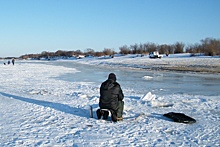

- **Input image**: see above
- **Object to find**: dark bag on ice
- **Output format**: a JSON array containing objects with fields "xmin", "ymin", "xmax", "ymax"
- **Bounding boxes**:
[{"xmin": 163, "ymin": 112, "xmax": 196, "ymax": 124}]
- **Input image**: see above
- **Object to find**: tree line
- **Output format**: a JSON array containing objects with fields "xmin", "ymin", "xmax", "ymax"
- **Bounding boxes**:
[
  {"xmin": 119, "ymin": 38, "xmax": 220, "ymax": 56},
  {"xmin": 19, "ymin": 37, "xmax": 220, "ymax": 59}
]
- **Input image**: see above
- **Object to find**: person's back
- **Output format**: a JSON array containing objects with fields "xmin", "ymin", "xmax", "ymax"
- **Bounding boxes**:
[{"xmin": 97, "ymin": 73, "xmax": 124, "ymax": 121}]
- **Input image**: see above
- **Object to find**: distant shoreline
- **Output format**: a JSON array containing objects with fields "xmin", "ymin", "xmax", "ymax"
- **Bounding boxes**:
[
  {"xmin": 108, "ymin": 64, "xmax": 220, "ymax": 74},
  {"xmin": 71, "ymin": 56, "xmax": 220, "ymax": 74},
  {"xmin": 145, "ymin": 65, "xmax": 220, "ymax": 74}
]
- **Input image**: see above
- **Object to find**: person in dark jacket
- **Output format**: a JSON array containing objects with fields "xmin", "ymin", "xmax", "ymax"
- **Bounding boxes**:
[
  {"xmin": 12, "ymin": 58, "xmax": 15, "ymax": 65},
  {"xmin": 97, "ymin": 73, "xmax": 124, "ymax": 122}
]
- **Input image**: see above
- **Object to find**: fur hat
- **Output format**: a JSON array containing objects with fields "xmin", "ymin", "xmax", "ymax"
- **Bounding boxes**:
[{"xmin": 108, "ymin": 73, "xmax": 116, "ymax": 81}]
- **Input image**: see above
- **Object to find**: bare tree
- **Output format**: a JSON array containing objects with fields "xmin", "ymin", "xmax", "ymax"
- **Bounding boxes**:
[
  {"xmin": 55, "ymin": 50, "xmax": 67, "ymax": 56},
  {"xmin": 94, "ymin": 52, "xmax": 105, "ymax": 57},
  {"xmin": 158, "ymin": 44, "xmax": 169, "ymax": 54},
  {"xmin": 201, "ymin": 38, "xmax": 220, "ymax": 56},
  {"xmin": 119, "ymin": 45, "xmax": 131, "ymax": 54},
  {"xmin": 144, "ymin": 42, "xmax": 158, "ymax": 53},
  {"xmin": 66, "ymin": 51, "xmax": 75, "ymax": 57},
  {"xmin": 85, "ymin": 48, "xmax": 95, "ymax": 56},
  {"xmin": 74, "ymin": 50, "xmax": 83, "ymax": 55},
  {"xmin": 174, "ymin": 42, "xmax": 184, "ymax": 53},
  {"xmin": 130, "ymin": 43, "xmax": 138, "ymax": 54},
  {"xmin": 103, "ymin": 48, "xmax": 114, "ymax": 55},
  {"xmin": 185, "ymin": 43, "xmax": 202, "ymax": 54}
]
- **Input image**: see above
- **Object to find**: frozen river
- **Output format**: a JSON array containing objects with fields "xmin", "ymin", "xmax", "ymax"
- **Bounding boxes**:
[
  {"xmin": 1, "ymin": 59, "xmax": 220, "ymax": 146},
  {"xmin": 46, "ymin": 61, "xmax": 220, "ymax": 96}
]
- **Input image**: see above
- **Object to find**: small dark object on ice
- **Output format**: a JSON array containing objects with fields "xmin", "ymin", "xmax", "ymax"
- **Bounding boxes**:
[
  {"xmin": 90, "ymin": 106, "xmax": 93, "ymax": 118},
  {"xmin": 86, "ymin": 125, "xmax": 93, "ymax": 127},
  {"xmin": 163, "ymin": 112, "xmax": 196, "ymax": 124}
]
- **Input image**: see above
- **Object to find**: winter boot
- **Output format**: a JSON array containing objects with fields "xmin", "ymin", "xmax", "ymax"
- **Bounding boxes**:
[
  {"xmin": 110, "ymin": 110, "xmax": 117, "ymax": 122},
  {"xmin": 96, "ymin": 109, "xmax": 103, "ymax": 119},
  {"xmin": 116, "ymin": 117, "xmax": 123, "ymax": 121},
  {"xmin": 103, "ymin": 111, "xmax": 109, "ymax": 120}
]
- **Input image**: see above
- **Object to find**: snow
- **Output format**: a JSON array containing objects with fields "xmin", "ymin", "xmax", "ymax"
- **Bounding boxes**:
[{"xmin": 1, "ymin": 55, "xmax": 220, "ymax": 146}]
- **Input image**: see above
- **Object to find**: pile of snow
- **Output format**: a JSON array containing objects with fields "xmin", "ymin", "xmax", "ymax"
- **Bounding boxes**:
[
  {"xmin": 140, "ymin": 92, "xmax": 174, "ymax": 108},
  {"xmin": 143, "ymin": 75, "xmax": 153, "ymax": 80},
  {"xmin": 0, "ymin": 58, "xmax": 220, "ymax": 146},
  {"xmin": 141, "ymin": 92, "xmax": 156, "ymax": 101}
]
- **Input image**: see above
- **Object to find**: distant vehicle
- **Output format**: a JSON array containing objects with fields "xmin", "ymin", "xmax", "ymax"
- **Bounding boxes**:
[
  {"xmin": 76, "ymin": 55, "xmax": 85, "ymax": 59},
  {"xmin": 149, "ymin": 51, "xmax": 163, "ymax": 59}
]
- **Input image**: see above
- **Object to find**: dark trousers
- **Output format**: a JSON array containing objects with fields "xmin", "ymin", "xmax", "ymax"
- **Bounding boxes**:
[{"xmin": 117, "ymin": 101, "xmax": 124, "ymax": 118}]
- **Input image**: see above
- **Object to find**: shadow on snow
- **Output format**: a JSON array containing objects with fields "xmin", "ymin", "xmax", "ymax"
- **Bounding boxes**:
[{"xmin": 0, "ymin": 92, "xmax": 89, "ymax": 118}]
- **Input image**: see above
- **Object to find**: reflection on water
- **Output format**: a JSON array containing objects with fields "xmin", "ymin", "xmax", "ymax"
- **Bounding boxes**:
[{"xmin": 46, "ymin": 61, "xmax": 220, "ymax": 96}]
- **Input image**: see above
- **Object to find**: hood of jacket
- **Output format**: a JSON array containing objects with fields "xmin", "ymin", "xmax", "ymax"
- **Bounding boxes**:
[{"xmin": 102, "ymin": 79, "xmax": 115, "ymax": 90}]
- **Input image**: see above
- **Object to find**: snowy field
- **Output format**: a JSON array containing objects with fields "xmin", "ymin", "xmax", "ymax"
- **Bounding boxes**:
[{"xmin": 0, "ymin": 55, "xmax": 220, "ymax": 146}]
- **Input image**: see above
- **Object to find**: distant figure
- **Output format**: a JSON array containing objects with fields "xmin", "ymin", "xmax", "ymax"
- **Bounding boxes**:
[
  {"xmin": 8, "ymin": 60, "xmax": 10, "ymax": 65},
  {"xmin": 4, "ymin": 63, "xmax": 6, "ymax": 65},
  {"xmin": 97, "ymin": 73, "xmax": 124, "ymax": 122},
  {"xmin": 12, "ymin": 58, "xmax": 15, "ymax": 65}
]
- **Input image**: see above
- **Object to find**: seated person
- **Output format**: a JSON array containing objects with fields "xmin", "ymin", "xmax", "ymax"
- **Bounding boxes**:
[{"xmin": 97, "ymin": 73, "xmax": 124, "ymax": 122}]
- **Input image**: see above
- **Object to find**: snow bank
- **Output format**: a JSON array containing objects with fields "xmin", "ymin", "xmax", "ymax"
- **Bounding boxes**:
[{"xmin": 68, "ymin": 54, "xmax": 220, "ymax": 73}]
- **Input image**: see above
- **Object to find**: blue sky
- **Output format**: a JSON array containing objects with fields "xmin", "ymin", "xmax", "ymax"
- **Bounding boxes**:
[{"xmin": 0, "ymin": 0, "xmax": 220, "ymax": 57}]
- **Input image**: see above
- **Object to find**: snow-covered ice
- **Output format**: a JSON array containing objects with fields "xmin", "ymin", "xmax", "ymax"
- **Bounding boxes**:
[{"xmin": 0, "ymin": 55, "xmax": 220, "ymax": 146}]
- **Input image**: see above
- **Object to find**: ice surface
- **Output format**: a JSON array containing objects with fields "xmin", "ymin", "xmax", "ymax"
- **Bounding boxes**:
[{"xmin": 0, "ymin": 55, "xmax": 220, "ymax": 146}]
